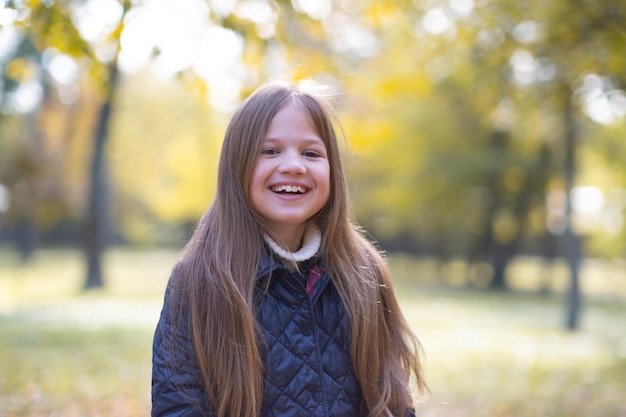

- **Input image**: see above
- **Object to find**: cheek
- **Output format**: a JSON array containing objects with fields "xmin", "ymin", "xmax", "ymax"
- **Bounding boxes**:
[
  {"xmin": 250, "ymin": 161, "xmax": 268, "ymax": 186},
  {"xmin": 248, "ymin": 164, "xmax": 265, "ymax": 203}
]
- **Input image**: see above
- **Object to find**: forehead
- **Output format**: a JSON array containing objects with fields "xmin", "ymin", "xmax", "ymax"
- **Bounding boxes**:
[{"xmin": 264, "ymin": 101, "xmax": 323, "ymax": 141}]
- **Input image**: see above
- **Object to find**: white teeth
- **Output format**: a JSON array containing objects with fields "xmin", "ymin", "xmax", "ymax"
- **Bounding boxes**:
[{"xmin": 272, "ymin": 185, "xmax": 305, "ymax": 193}]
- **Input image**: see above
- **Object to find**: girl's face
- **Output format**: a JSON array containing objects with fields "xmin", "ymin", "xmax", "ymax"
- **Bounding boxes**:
[{"xmin": 249, "ymin": 101, "xmax": 330, "ymax": 248}]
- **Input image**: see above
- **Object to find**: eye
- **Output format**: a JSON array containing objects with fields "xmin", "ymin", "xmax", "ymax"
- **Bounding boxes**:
[
  {"xmin": 303, "ymin": 150, "xmax": 323, "ymax": 158},
  {"xmin": 261, "ymin": 148, "xmax": 280, "ymax": 155}
]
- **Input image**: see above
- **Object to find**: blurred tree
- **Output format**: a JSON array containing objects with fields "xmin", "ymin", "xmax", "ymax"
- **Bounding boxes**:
[
  {"xmin": 0, "ymin": 5, "xmax": 91, "ymax": 260},
  {"xmin": 0, "ymin": 0, "xmax": 347, "ymax": 288},
  {"xmin": 343, "ymin": 0, "xmax": 626, "ymax": 329},
  {"xmin": 1, "ymin": 0, "xmax": 625, "ymax": 321},
  {"xmin": 82, "ymin": 1, "xmax": 132, "ymax": 289},
  {"xmin": 2, "ymin": 0, "xmax": 132, "ymax": 288},
  {"xmin": 108, "ymin": 70, "xmax": 224, "ymax": 245}
]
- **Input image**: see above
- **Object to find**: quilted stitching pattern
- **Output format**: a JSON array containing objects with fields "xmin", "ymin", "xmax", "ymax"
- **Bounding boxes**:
[
  {"xmin": 256, "ymin": 264, "xmax": 361, "ymax": 417},
  {"xmin": 152, "ymin": 287, "xmax": 211, "ymax": 417},
  {"xmin": 152, "ymin": 257, "xmax": 363, "ymax": 417}
]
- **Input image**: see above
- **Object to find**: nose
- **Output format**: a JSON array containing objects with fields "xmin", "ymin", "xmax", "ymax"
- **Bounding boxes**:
[{"xmin": 278, "ymin": 150, "xmax": 306, "ymax": 174}]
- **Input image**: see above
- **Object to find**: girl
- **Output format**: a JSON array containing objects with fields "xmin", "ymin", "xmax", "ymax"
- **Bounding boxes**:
[{"xmin": 152, "ymin": 78, "xmax": 427, "ymax": 417}]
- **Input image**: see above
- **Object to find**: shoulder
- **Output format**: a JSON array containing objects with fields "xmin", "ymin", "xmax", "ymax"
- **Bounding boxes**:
[{"xmin": 153, "ymin": 264, "xmax": 208, "ymax": 416}]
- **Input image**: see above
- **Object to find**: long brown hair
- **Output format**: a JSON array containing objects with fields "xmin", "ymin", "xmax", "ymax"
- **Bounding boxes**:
[{"xmin": 171, "ymin": 78, "xmax": 426, "ymax": 417}]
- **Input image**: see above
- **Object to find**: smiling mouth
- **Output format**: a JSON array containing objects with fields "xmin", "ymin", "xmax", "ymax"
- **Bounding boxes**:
[{"xmin": 271, "ymin": 185, "xmax": 306, "ymax": 194}]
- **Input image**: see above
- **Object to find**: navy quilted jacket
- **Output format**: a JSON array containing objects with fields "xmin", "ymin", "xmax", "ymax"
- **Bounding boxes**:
[{"xmin": 152, "ymin": 254, "xmax": 363, "ymax": 417}]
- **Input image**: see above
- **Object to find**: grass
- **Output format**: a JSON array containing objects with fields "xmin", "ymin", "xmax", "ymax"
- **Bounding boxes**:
[
  {"xmin": 0, "ymin": 248, "xmax": 175, "ymax": 417},
  {"xmin": 1, "ymin": 247, "xmax": 625, "ymax": 417},
  {"xmin": 400, "ymin": 288, "xmax": 626, "ymax": 416},
  {"xmin": 1, "ymin": 325, "xmax": 152, "ymax": 416},
  {"xmin": 389, "ymin": 254, "xmax": 626, "ymax": 417}
]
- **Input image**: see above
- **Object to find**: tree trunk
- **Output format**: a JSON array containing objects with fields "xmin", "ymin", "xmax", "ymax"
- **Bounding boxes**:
[
  {"xmin": 82, "ymin": 0, "xmax": 131, "ymax": 290},
  {"xmin": 489, "ymin": 243, "xmax": 512, "ymax": 289},
  {"xmin": 561, "ymin": 85, "xmax": 582, "ymax": 330},
  {"xmin": 564, "ymin": 230, "xmax": 582, "ymax": 330},
  {"xmin": 83, "ymin": 63, "xmax": 120, "ymax": 289},
  {"xmin": 474, "ymin": 131, "xmax": 507, "ymax": 289},
  {"xmin": 486, "ymin": 139, "xmax": 551, "ymax": 291}
]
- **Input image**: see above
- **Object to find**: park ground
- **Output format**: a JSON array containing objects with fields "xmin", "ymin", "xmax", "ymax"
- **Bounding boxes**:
[{"xmin": 1, "ymin": 248, "xmax": 625, "ymax": 417}]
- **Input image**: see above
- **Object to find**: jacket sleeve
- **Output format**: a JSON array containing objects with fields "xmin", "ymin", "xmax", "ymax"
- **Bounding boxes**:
[{"xmin": 151, "ymin": 283, "xmax": 211, "ymax": 417}]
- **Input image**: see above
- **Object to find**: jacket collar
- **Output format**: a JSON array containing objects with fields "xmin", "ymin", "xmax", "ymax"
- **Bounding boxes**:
[
  {"xmin": 256, "ymin": 248, "xmax": 331, "ymax": 304},
  {"xmin": 258, "ymin": 249, "xmax": 283, "ymax": 279}
]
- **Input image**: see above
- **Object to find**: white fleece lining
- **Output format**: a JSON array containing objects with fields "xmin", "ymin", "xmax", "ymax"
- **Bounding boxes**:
[{"xmin": 264, "ymin": 225, "xmax": 321, "ymax": 263}]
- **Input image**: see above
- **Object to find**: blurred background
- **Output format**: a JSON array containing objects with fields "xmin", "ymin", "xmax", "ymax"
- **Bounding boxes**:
[{"xmin": 1, "ymin": 0, "xmax": 625, "ymax": 416}]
